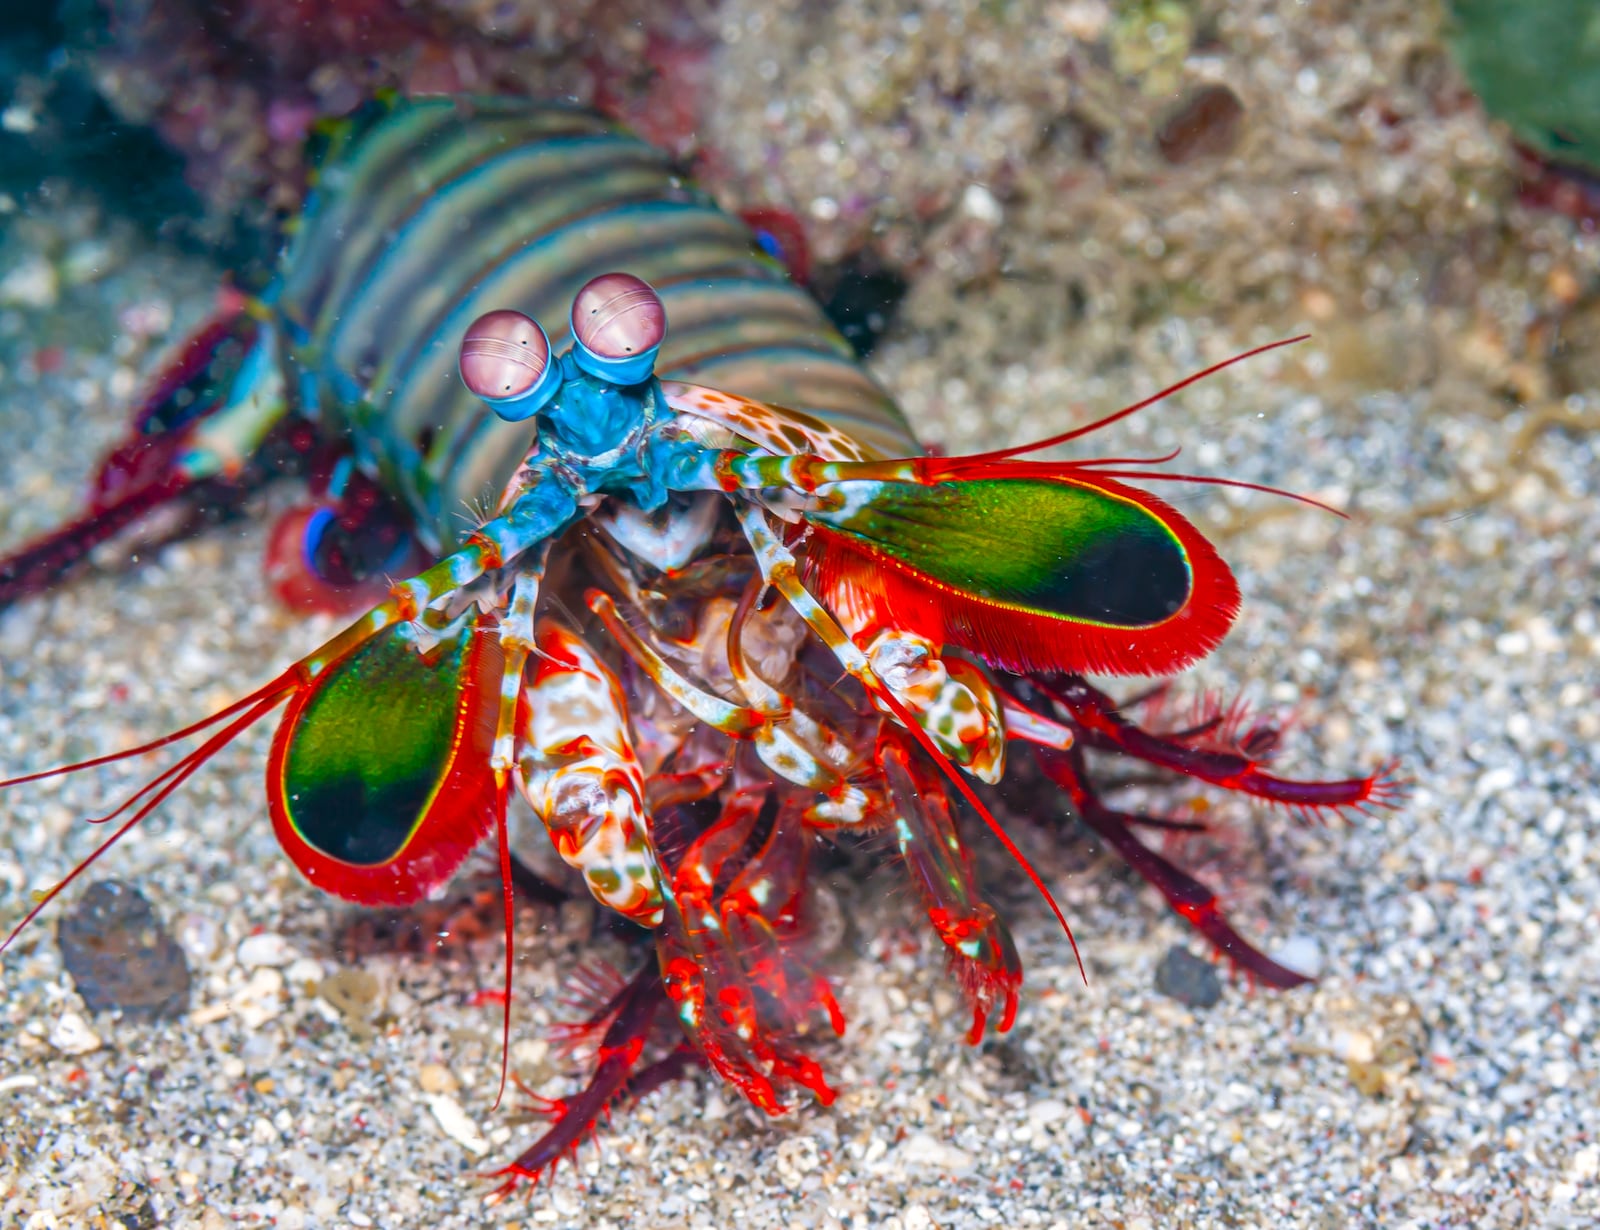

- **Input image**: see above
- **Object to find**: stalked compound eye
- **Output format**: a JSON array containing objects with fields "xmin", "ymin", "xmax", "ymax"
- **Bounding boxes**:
[
  {"xmin": 569, "ymin": 272, "xmax": 666, "ymax": 385},
  {"xmin": 459, "ymin": 309, "xmax": 561, "ymax": 422}
]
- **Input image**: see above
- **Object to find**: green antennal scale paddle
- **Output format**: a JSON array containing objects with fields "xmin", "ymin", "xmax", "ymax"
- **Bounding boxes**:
[
  {"xmin": 269, "ymin": 611, "xmax": 505, "ymax": 905},
  {"xmin": 806, "ymin": 472, "xmax": 1240, "ymax": 677}
]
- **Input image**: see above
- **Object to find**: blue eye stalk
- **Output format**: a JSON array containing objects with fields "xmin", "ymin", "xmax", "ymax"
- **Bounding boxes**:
[
  {"xmin": 457, "ymin": 309, "xmax": 561, "ymax": 422},
  {"xmin": 459, "ymin": 273, "xmax": 667, "ymax": 423},
  {"xmin": 568, "ymin": 271, "xmax": 667, "ymax": 385}
]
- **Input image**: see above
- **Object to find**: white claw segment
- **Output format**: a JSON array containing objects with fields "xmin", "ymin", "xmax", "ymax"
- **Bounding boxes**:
[
  {"xmin": 998, "ymin": 692, "xmax": 1076, "ymax": 752},
  {"xmin": 515, "ymin": 620, "xmax": 664, "ymax": 927},
  {"xmin": 854, "ymin": 626, "xmax": 1008, "ymax": 783}
]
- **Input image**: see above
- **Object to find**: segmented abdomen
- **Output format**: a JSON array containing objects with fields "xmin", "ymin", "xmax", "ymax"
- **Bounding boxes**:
[{"xmin": 271, "ymin": 96, "xmax": 915, "ymax": 548}]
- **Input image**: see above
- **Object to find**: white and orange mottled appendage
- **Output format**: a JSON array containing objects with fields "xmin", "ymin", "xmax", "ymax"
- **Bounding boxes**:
[
  {"xmin": 515, "ymin": 620, "xmax": 665, "ymax": 927},
  {"xmin": 846, "ymin": 622, "xmax": 1008, "ymax": 784}
]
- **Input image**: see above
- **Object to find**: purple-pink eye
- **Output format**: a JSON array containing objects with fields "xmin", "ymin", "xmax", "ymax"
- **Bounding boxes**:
[
  {"xmin": 569, "ymin": 273, "xmax": 666, "ymax": 384},
  {"xmin": 458, "ymin": 309, "xmax": 560, "ymax": 421}
]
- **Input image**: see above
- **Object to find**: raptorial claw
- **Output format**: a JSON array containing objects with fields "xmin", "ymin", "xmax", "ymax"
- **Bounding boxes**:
[{"xmin": 879, "ymin": 729, "xmax": 1024, "ymax": 1041}]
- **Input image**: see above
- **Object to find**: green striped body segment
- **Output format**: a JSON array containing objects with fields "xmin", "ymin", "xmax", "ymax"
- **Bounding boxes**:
[{"xmin": 272, "ymin": 97, "xmax": 915, "ymax": 548}]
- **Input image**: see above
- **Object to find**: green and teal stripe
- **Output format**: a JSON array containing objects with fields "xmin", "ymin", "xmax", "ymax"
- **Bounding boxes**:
[{"xmin": 271, "ymin": 96, "xmax": 914, "ymax": 549}]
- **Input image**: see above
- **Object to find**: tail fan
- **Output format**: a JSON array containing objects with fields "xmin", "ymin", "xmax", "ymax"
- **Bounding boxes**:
[{"xmin": 0, "ymin": 292, "xmax": 299, "ymax": 610}]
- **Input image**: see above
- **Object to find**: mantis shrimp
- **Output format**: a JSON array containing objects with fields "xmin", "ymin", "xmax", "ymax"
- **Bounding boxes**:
[{"xmin": 0, "ymin": 95, "xmax": 1399, "ymax": 1196}]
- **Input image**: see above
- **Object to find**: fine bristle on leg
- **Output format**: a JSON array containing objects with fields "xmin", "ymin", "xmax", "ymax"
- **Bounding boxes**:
[
  {"xmin": 1035, "ymin": 746, "xmax": 1313, "ymax": 989},
  {"xmin": 485, "ymin": 961, "xmax": 677, "ymax": 1202},
  {"xmin": 0, "ymin": 469, "xmax": 193, "ymax": 609}
]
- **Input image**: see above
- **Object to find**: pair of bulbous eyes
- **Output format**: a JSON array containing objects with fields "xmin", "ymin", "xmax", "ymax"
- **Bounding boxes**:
[{"xmin": 458, "ymin": 272, "xmax": 667, "ymax": 422}]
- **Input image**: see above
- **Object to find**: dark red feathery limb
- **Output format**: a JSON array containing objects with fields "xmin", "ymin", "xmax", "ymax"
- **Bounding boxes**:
[
  {"xmin": 1035, "ymin": 675, "xmax": 1405, "ymax": 816},
  {"xmin": 0, "ymin": 294, "xmax": 263, "ymax": 611},
  {"xmin": 1035, "ymin": 746, "xmax": 1313, "ymax": 990},
  {"xmin": 485, "ymin": 962, "xmax": 673, "ymax": 1202},
  {"xmin": 547, "ymin": 961, "xmax": 635, "ymax": 1059},
  {"xmin": 559, "ymin": 960, "xmax": 633, "ymax": 1017},
  {"xmin": 0, "ymin": 468, "xmax": 192, "ymax": 608},
  {"xmin": 0, "ymin": 294, "xmax": 259, "ymax": 607},
  {"xmin": 618, "ymin": 1045, "xmax": 708, "ymax": 1101},
  {"xmin": 1147, "ymin": 690, "xmax": 1276, "ymax": 754}
]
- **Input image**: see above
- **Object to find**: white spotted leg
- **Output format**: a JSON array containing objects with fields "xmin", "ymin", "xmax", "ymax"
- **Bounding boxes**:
[
  {"xmin": 728, "ymin": 499, "xmax": 1088, "ymax": 982},
  {"xmin": 585, "ymin": 588, "xmax": 872, "ymax": 826},
  {"xmin": 515, "ymin": 618, "xmax": 666, "ymax": 928}
]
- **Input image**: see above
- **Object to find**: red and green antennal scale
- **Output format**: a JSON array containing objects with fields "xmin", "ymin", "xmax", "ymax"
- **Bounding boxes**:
[
  {"xmin": 716, "ymin": 335, "xmax": 1338, "ymax": 680},
  {"xmin": 264, "ymin": 605, "xmax": 526, "ymax": 1106},
  {"xmin": 267, "ymin": 611, "xmax": 505, "ymax": 905},
  {"xmin": 0, "ymin": 562, "xmax": 529, "ymax": 1105},
  {"xmin": 805, "ymin": 472, "xmax": 1239, "ymax": 677}
]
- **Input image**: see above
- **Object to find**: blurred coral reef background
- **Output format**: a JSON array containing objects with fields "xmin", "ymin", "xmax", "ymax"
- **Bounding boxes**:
[{"xmin": 7, "ymin": 0, "xmax": 1600, "ymax": 428}]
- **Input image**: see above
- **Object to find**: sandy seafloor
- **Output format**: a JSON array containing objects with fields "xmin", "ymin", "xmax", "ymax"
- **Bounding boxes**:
[{"xmin": 2, "ymin": 3, "xmax": 1599, "ymax": 1228}]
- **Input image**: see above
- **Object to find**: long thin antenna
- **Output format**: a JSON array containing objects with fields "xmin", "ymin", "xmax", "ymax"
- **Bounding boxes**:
[{"xmin": 963, "ymin": 335, "xmax": 1310, "ymax": 463}]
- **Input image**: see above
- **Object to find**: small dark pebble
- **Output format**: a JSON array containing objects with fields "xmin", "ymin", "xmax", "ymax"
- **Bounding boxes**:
[
  {"xmin": 1156, "ymin": 84, "xmax": 1245, "ymax": 166},
  {"xmin": 981, "ymin": 1031, "xmax": 1044, "ymax": 1087},
  {"xmin": 57, "ymin": 879, "xmax": 191, "ymax": 1021},
  {"xmin": 1155, "ymin": 945, "xmax": 1222, "ymax": 1008},
  {"xmin": 116, "ymin": 1197, "xmax": 159, "ymax": 1230}
]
